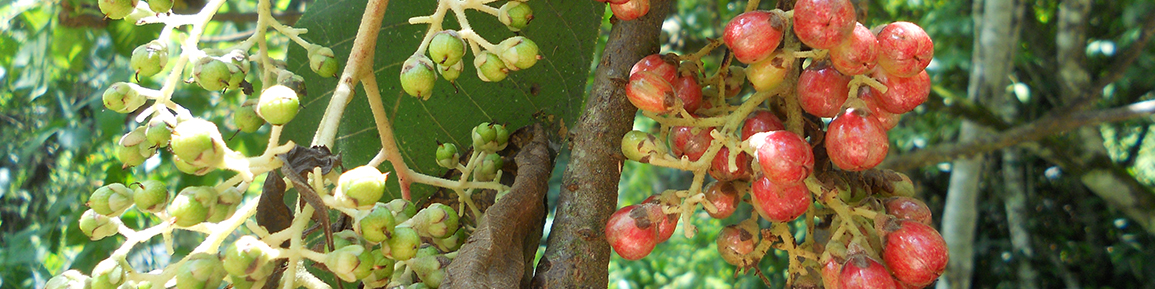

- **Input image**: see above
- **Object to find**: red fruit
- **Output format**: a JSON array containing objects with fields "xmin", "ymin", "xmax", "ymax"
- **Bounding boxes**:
[
  {"xmin": 882, "ymin": 220, "xmax": 949, "ymax": 287},
  {"xmin": 605, "ymin": 204, "xmax": 662, "ymax": 260},
  {"xmin": 626, "ymin": 71, "xmax": 676, "ymax": 113},
  {"xmin": 717, "ymin": 224, "xmax": 758, "ymax": 266},
  {"xmin": 830, "ymin": 22, "xmax": 878, "ymax": 76},
  {"xmin": 821, "ymin": 256, "xmax": 844, "ymax": 289},
  {"xmin": 798, "ymin": 61, "xmax": 852, "ymax": 118},
  {"xmin": 884, "ymin": 197, "xmax": 932, "ymax": 225},
  {"xmin": 671, "ymin": 126, "xmax": 714, "ymax": 162},
  {"xmin": 858, "ymin": 86, "xmax": 901, "ymax": 130},
  {"xmin": 826, "ymin": 108, "xmax": 889, "ymax": 171},
  {"xmin": 596, "ymin": 0, "xmax": 629, "ymax": 5},
  {"xmin": 709, "ymin": 146, "xmax": 753, "ymax": 181},
  {"xmin": 741, "ymin": 111, "xmax": 786, "ymax": 141},
  {"xmin": 872, "ymin": 69, "xmax": 930, "ymax": 114},
  {"xmin": 876, "ymin": 21, "xmax": 934, "ymax": 77},
  {"xmin": 703, "ymin": 181, "xmax": 741, "ymax": 219},
  {"xmin": 673, "ymin": 75, "xmax": 703, "ymax": 113},
  {"xmin": 610, "ymin": 0, "xmax": 650, "ymax": 21},
  {"xmin": 750, "ymin": 131, "xmax": 814, "ymax": 185},
  {"xmin": 746, "ymin": 52, "xmax": 794, "ymax": 91},
  {"xmin": 839, "ymin": 253, "xmax": 898, "ymax": 289},
  {"xmin": 751, "ymin": 177, "xmax": 812, "ymax": 222},
  {"xmin": 643, "ymin": 194, "xmax": 680, "ymax": 242},
  {"xmin": 793, "ymin": 0, "xmax": 857, "ymax": 49},
  {"xmin": 630, "ymin": 54, "xmax": 678, "ymax": 83},
  {"xmin": 723, "ymin": 11, "xmax": 786, "ymax": 64}
]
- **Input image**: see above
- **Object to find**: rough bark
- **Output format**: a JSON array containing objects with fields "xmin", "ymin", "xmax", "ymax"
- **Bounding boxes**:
[
  {"xmin": 937, "ymin": 0, "xmax": 1020, "ymax": 288},
  {"xmin": 530, "ymin": 2, "xmax": 672, "ymax": 287}
]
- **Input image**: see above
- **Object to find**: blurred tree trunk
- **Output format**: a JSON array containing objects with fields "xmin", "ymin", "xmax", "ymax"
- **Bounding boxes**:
[{"xmin": 938, "ymin": 0, "xmax": 1020, "ymax": 288}]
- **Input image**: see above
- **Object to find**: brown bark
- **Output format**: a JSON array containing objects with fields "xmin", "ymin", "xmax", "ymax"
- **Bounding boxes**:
[{"xmin": 530, "ymin": 2, "xmax": 672, "ymax": 287}]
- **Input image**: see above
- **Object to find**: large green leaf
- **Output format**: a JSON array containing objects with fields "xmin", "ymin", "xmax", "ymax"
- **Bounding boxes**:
[{"xmin": 284, "ymin": 0, "xmax": 601, "ymax": 201}]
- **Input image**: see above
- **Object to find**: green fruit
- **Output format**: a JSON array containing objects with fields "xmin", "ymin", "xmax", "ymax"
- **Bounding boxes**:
[
  {"xmin": 497, "ymin": 36, "xmax": 540, "ymax": 71},
  {"xmin": 133, "ymin": 180, "xmax": 169, "ymax": 213},
  {"xmin": 45, "ymin": 270, "xmax": 90, "ymax": 289},
  {"xmin": 472, "ymin": 153, "xmax": 504, "ymax": 182},
  {"xmin": 170, "ymin": 118, "xmax": 226, "ymax": 168},
  {"xmin": 79, "ymin": 209, "xmax": 121, "ymax": 240},
  {"xmin": 413, "ymin": 203, "xmax": 459, "ymax": 238},
  {"xmin": 309, "ymin": 47, "xmax": 339, "ymax": 78},
  {"xmin": 99, "ymin": 0, "xmax": 138, "ymax": 19},
  {"xmin": 232, "ymin": 102, "xmax": 264, "ymax": 133},
  {"xmin": 172, "ymin": 155, "xmax": 211, "ymax": 176},
  {"xmin": 408, "ymin": 255, "xmax": 449, "ymax": 288},
  {"xmin": 327, "ymin": 245, "xmax": 367, "ymax": 282},
  {"xmin": 90, "ymin": 183, "xmax": 133, "ymax": 216},
  {"xmin": 144, "ymin": 119, "xmax": 172, "ymax": 148},
  {"xmin": 357, "ymin": 203, "xmax": 397, "ymax": 243},
  {"xmin": 168, "ymin": 187, "xmax": 212, "ymax": 227},
  {"xmin": 430, "ymin": 228, "xmax": 466, "ymax": 252},
  {"xmin": 103, "ymin": 82, "xmax": 146, "ymax": 113},
  {"xmin": 255, "ymin": 85, "xmax": 299, "ymax": 125},
  {"xmin": 385, "ymin": 199, "xmax": 417, "ymax": 224},
  {"xmin": 368, "ymin": 249, "xmax": 396, "ymax": 284},
  {"xmin": 147, "ymin": 0, "xmax": 172, "ymax": 13},
  {"xmin": 435, "ymin": 143, "xmax": 460, "ymax": 169},
  {"xmin": 337, "ymin": 166, "xmax": 387, "ymax": 209},
  {"xmin": 387, "ymin": 226, "xmax": 420, "ymax": 261},
  {"xmin": 91, "ymin": 258, "xmax": 126, "ymax": 289},
  {"xmin": 498, "ymin": 1, "xmax": 533, "ymax": 31},
  {"xmin": 621, "ymin": 130, "xmax": 668, "ymax": 163},
  {"xmin": 117, "ymin": 143, "xmax": 154, "ymax": 168},
  {"xmin": 437, "ymin": 60, "xmax": 464, "ymax": 82},
  {"xmin": 192, "ymin": 57, "xmax": 231, "ymax": 91},
  {"xmin": 400, "ymin": 55, "xmax": 437, "ymax": 99},
  {"xmin": 130, "ymin": 40, "xmax": 168, "ymax": 78},
  {"xmin": 119, "ymin": 127, "xmax": 147, "ymax": 147},
  {"xmin": 175, "ymin": 253, "xmax": 224, "ymax": 289},
  {"xmin": 222, "ymin": 236, "xmax": 274, "ymax": 279},
  {"xmin": 428, "ymin": 30, "xmax": 466, "ymax": 67},
  {"xmin": 473, "ymin": 51, "xmax": 508, "ymax": 82},
  {"xmin": 471, "ymin": 122, "xmax": 509, "ymax": 152},
  {"xmin": 207, "ymin": 187, "xmax": 240, "ymax": 223}
]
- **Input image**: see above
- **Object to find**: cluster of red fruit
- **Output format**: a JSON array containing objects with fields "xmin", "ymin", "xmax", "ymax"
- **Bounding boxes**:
[{"xmin": 608, "ymin": 0, "xmax": 945, "ymax": 287}]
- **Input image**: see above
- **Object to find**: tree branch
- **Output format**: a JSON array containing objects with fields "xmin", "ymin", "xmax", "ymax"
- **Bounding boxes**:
[
  {"xmin": 882, "ymin": 99, "xmax": 1155, "ymax": 171},
  {"xmin": 530, "ymin": 2, "xmax": 673, "ymax": 287}
]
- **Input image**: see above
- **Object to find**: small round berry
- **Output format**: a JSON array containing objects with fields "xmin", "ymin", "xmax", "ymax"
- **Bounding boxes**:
[
  {"xmin": 751, "ymin": 176, "xmax": 812, "ymax": 222},
  {"xmin": 472, "ymin": 153, "xmax": 504, "ymax": 182},
  {"xmin": 337, "ymin": 166, "xmax": 388, "ymax": 210},
  {"xmin": 605, "ymin": 204, "xmax": 662, "ymax": 260},
  {"xmin": 709, "ymin": 146, "xmax": 752, "ymax": 181},
  {"xmin": 703, "ymin": 181, "xmax": 741, "ymax": 219},
  {"xmin": 497, "ymin": 36, "xmax": 540, "ymax": 71},
  {"xmin": 610, "ymin": 0, "xmax": 650, "ymax": 21},
  {"xmin": 357, "ymin": 203, "xmax": 397, "ymax": 243},
  {"xmin": 826, "ymin": 108, "xmax": 889, "ymax": 171},
  {"xmin": 793, "ymin": 0, "xmax": 857, "ymax": 49},
  {"xmin": 472, "ymin": 122, "xmax": 511, "ymax": 152},
  {"xmin": 256, "ymin": 85, "xmax": 300, "ymax": 125},
  {"xmin": 175, "ymin": 253, "xmax": 225, "ymax": 289},
  {"xmin": 749, "ymin": 130, "xmax": 814, "ymax": 185},
  {"xmin": 670, "ymin": 126, "xmax": 714, "ymax": 162},
  {"xmin": 222, "ymin": 236, "xmax": 275, "ymax": 279},
  {"xmin": 192, "ymin": 57, "xmax": 233, "ymax": 91},
  {"xmin": 884, "ymin": 196, "xmax": 932, "ymax": 225},
  {"xmin": 625, "ymin": 71, "xmax": 676, "ymax": 114},
  {"xmin": 438, "ymin": 60, "xmax": 465, "ymax": 82},
  {"xmin": 132, "ymin": 179, "xmax": 169, "ymax": 213},
  {"xmin": 428, "ymin": 30, "xmax": 466, "ymax": 67},
  {"xmin": 170, "ymin": 118, "xmax": 227, "ymax": 168},
  {"xmin": 498, "ymin": 1, "xmax": 534, "ymax": 31},
  {"xmin": 740, "ymin": 111, "xmax": 785, "ymax": 141},
  {"xmin": 413, "ymin": 203, "xmax": 459, "ymax": 238},
  {"xmin": 168, "ymin": 187, "xmax": 212, "ymax": 227},
  {"xmin": 232, "ymin": 103, "xmax": 265, "ymax": 133},
  {"xmin": 144, "ymin": 118, "xmax": 172, "ymax": 148},
  {"xmin": 89, "ymin": 183, "xmax": 133, "ymax": 216},
  {"xmin": 400, "ymin": 54, "xmax": 438, "ymax": 99},
  {"xmin": 723, "ymin": 10, "xmax": 786, "ymax": 64},
  {"xmin": 387, "ymin": 226, "xmax": 421, "ymax": 261},
  {"xmin": 672, "ymin": 75, "xmax": 703, "ymax": 113},
  {"xmin": 102, "ymin": 82, "xmax": 146, "ymax": 114},
  {"xmin": 830, "ymin": 22, "xmax": 878, "ymax": 75},
  {"xmin": 881, "ymin": 219, "xmax": 948, "ymax": 287},
  {"xmin": 385, "ymin": 198, "xmax": 418, "ymax": 223},
  {"xmin": 621, "ymin": 130, "xmax": 668, "ymax": 163},
  {"xmin": 716, "ymin": 223, "xmax": 759, "ymax": 266},
  {"xmin": 876, "ymin": 21, "xmax": 934, "ymax": 77},
  {"xmin": 147, "ymin": 0, "xmax": 172, "ymax": 13},
  {"xmin": 79, "ymin": 209, "xmax": 121, "ymax": 240},
  {"xmin": 474, "ymin": 51, "xmax": 509, "ymax": 82},
  {"xmin": 642, "ymin": 193, "xmax": 680, "ymax": 242},
  {"xmin": 872, "ymin": 69, "xmax": 930, "ymax": 114},
  {"xmin": 130, "ymin": 40, "xmax": 168, "ymax": 78},
  {"xmin": 797, "ymin": 60, "xmax": 852, "ymax": 118},
  {"xmin": 91, "ymin": 258, "xmax": 127, "ymax": 289},
  {"xmin": 99, "ymin": 0, "xmax": 138, "ymax": 20},
  {"xmin": 746, "ymin": 52, "xmax": 794, "ymax": 91},
  {"xmin": 629, "ymin": 54, "xmax": 678, "ymax": 83},
  {"xmin": 839, "ymin": 253, "xmax": 898, "ymax": 289},
  {"xmin": 327, "ymin": 245, "xmax": 373, "ymax": 282},
  {"xmin": 116, "ymin": 143, "xmax": 154, "ymax": 168},
  {"xmin": 435, "ymin": 142, "xmax": 461, "ymax": 169},
  {"xmin": 309, "ymin": 47, "xmax": 340, "ymax": 78},
  {"xmin": 857, "ymin": 86, "xmax": 901, "ymax": 130}
]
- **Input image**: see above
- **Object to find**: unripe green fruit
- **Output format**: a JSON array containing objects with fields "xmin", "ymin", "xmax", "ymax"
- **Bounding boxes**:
[
  {"xmin": 192, "ymin": 57, "xmax": 232, "ymax": 91},
  {"xmin": 400, "ymin": 55, "xmax": 437, "ymax": 99},
  {"xmin": 472, "ymin": 122, "xmax": 509, "ymax": 152},
  {"xmin": 220, "ymin": 49, "xmax": 250, "ymax": 74},
  {"xmin": 368, "ymin": 249, "xmax": 396, "ymax": 284},
  {"xmin": 413, "ymin": 203, "xmax": 459, "ymax": 238},
  {"xmin": 472, "ymin": 153, "xmax": 504, "ymax": 182},
  {"xmin": 437, "ymin": 60, "xmax": 464, "ymax": 82},
  {"xmin": 117, "ymin": 143, "xmax": 153, "ymax": 168},
  {"xmin": 144, "ymin": 119, "xmax": 172, "ymax": 148},
  {"xmin": 333, "ymin": 230, "xmax": 363, "ymax": 249},
  {"xmin": 175, "ymin": 253, "xmax": 224, "ymax": 289},
  {"xmin": 79, "ymin": 209, "xmax": 121, "ymax": 240},
  {"xmin": 170, "ymin": 118, "xmax": 226, "ymax": 168},
  {"xmin": 309, "ymin": 47, "xmax": 339, "ymax": 77},
  {"xmin": 435, "ymin": 143, "xmax": 460, "ymax": 169},
  {"xmin": 498, "ymin": 36, "xmax": 539, "ymax": 71},
  {"xmin": 474, "ymin": 51, "xmax": 508, "ymax": 82},
  {"xmin": 45, "ymin": 270, "xmax": 90, "ymax": 289},
  {"xmin": 103, "ymin": 82, "xmax": 146, "ymax": 114},
  {"xmin": 357, "ymin": 203, "xmax": 397, "ymax": 243},
  {"xmin": 130, "ymin": 40, "xmax": 168, "ymax": 78},
  {"xmin": 172, "ymin": 155, "xmax": 211, "ymax": 176},
  {"xmin": 147, "ymin": 0, "xmax": 172, "ymax": 13},
  {"xmin": 90, "ymin": 183, "xmax": 133, "ymax": 216},
  {"xmin": 256, "ymin": 85, "xmax": 300, "ymax": 125},
  {"xmin": 387, "ymin": 226, "xmax": 420, "ymax": 261},
  {"xmin": 428, "ymin": 30, "xmax": 466, "ymax": 67},
  {"xmin": 119, "ymin": 127, "xmax": 147, "ymax": 147},
  {"xmin": 232, "ymin": 103, "xmax": 264, "ymax": 133},
  {"xmin": 430, "ymin": 227, "xmax": 466, "ymax": 252},
  {"xmin": 385, "ymin": 199, "xmax": 417, "ymax": 224},
  {"xmin": 91, "ymin": 258, "xmax": 126, "ymax": 289},
  {"xmin": 327, "ymin": 245, "xmax": 368, "ymax": 282},
  {"xmin": 621, "ymin": 130, "xmax": 668, "ymax": 163},
  {"xmin": 408, "ymin": 254, "xmax": 450, "ymax": 288},
  {"xmin": 226, "ymin": 276, "xmax": 254, "ymax": 289},
  {"xmin": 133, "ymin": 180, "xmax": 169, "ymax": 213},
  {"xmin": 169, "ymin": 187, "xmax": 212, "ymax": 227},
  {"xmin": 222, "ymin": 236, "xmax": 274, "ymax": 279},
  {"xmin": 206, "ymin": 188, "xmax": 240, "ymax": 223},
  {"xmin": 99, "ymin": 0, "xmax": 138, "ymax": 19},
  {"xmin": 498, "ymin": 2, "xmax": 533, "ymax": 31},
  {"xmin": 337, "ymin": 166, "xmax": 388, "ymax": 209}
]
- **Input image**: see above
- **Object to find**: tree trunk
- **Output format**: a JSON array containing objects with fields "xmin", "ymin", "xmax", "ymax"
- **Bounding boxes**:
[
  {"xmin": 938, "ymin": 0, "xmax": 1020, "ymax": 288},
  {"xmin": 530, "ymin": 2, "xmax": 672, "ymax": 287}
]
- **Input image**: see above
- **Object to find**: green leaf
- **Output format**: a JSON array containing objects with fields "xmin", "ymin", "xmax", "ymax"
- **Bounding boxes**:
[{"xmin": 284, "ymin": 0, "xmax": 601, "ymax": 201}]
